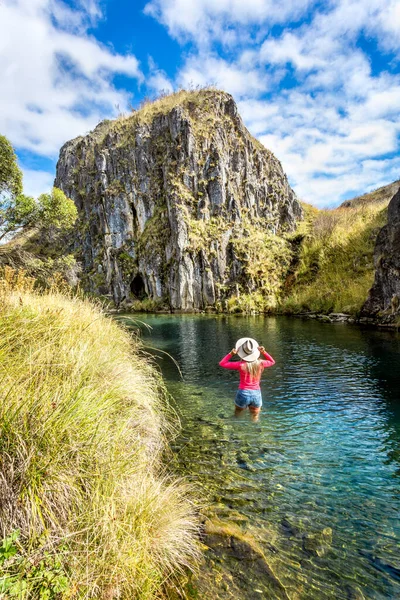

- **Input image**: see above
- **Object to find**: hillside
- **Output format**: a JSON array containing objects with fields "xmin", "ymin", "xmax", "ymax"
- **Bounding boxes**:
[
  {"xmin": 279, "ymin": 188, "xmax": 394, "ymax": 316},
  {"xmin": 340, "ymin": 180, "xmax": 400, "ymax": 208},
  {"xmin": 0, "ymin": 227, "xmax": 79, "ymax": 289}
]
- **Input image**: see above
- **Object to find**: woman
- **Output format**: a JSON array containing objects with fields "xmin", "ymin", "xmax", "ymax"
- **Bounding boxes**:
[{"xmin": 219, "ymin": 337, "xmax": 275, "ymax": 419}]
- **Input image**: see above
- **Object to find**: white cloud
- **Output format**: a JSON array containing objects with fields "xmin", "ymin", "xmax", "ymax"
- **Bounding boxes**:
[
  {"xmin": 178, "ymin": 55, "xmax": 269, "ymax": 97},
  {"xmin": 375, "ymin": 0, "xmax": 400, "ymax": 53},
  {"xmin": 0, "ymin": 0, "xmax": 142, "ymax": 157},
  {"xmin": 147, "ymin": 58, "xmax": 174, "ymax": 95},
  {"xmin": 46, "ymin": 0, "xmax": 102, "ymax": 33},
  {"xmin": 260, "ymin": 33, "xmax": 326, "ymax": 71},
  {"xmin": 144, "ymin": 0, "xmax": 314, "ymax": 46},
  {"xmin": 147, "ymin": 72, "xmax": 174, "ymax": 95},
  {"xmin": 147, "ymin": 0, "xmax": 400, "ymax": 206},
  {"xmin": 21, "ymin": 168, "xmax": 55, "ymax": 198},
  {"xmin": 4, "ymin": 0, "xmax": 399, "ymax": 207}
]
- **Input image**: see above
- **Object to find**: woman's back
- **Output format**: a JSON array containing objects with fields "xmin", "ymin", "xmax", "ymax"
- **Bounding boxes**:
[
  {"xmin": 238, "ymin": 361, "xmax": 263, "ymax": 390},
  {"xmin": 219, "ymin": 354, "xmax": 274, "ymax": 390}
]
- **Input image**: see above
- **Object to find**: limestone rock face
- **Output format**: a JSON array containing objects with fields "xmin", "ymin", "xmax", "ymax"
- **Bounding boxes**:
[
  {"xmin": 362, "ymin": 187, "xmax": 400, "ymax": 316},
  {"xmin": 55, "ymin": 90, "xmax": 303, "ymax": 309}
]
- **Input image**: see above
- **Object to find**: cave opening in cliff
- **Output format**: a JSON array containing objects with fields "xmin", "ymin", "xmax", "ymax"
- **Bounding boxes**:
[
  {"xmin": 131, "ymin": 204, "xmax": 138, "ymax": 228},
  {"xmin": 130, "ymin": 273, "xmax": 146, "ymax": 299}
]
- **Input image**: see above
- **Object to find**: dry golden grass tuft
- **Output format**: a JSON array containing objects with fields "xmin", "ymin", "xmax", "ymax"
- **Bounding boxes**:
[
  {"xmin": 115, "ymin": 86, "xmax": 222, "ymax": 128},
  {"xmin": 0, "ymin": 269, "xmax": 199, "ymax": 599}
]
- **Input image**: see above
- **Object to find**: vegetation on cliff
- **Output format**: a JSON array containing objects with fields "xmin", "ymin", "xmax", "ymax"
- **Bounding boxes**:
[
  {"xmin": 2, "ymin": 110, "xmax": 397, "ymax": 319},
  {"xmin": 218, "ymin": 182, "xmax": 394, "ymax": 317},
  {"xmin": 99, "ymin": 88, "xmax": 266, "ymax": 150},
  {"xmin": 188, "ymin": 182, "xmax": 393, "ymax": 317},
  {"xmin": 57, "ymin": 88, "xmax": 396, "ymax": 318},
  {"xmin": 0, "ymin": 268, "xmax": 199, "ymax": 599}
]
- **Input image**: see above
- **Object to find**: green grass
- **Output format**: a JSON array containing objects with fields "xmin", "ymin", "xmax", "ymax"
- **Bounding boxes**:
[
  {"xmin": 130, "ymin": 297, "xmax": 166, "ymax": 312},
  {"xmin": 0, "ymin": 268, "xmax": 199, "ymax": 599},
  {"xmin": 279, "ymin": 199, "xmax": 389, "ymax": 315}
]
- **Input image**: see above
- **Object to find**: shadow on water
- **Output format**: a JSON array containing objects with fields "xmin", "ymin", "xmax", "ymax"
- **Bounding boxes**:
[{"xmin": 119, "ymin": 314, "xmax": 400, "ymax": 600}]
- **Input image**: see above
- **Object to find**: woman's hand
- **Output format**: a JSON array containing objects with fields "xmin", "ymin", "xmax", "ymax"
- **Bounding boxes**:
[
  {"xmin": 230, "ymin": 348, "xmax": 238, "ymax": 355},
  {"xmin": 258, "ymin": 346, "xmax": 266, "ymax": 354}
]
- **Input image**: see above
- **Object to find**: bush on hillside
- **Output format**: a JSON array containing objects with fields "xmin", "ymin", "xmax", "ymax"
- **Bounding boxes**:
[{"xmin": 279, "ymin": 200, "xmax": 389, "ymax": 315}]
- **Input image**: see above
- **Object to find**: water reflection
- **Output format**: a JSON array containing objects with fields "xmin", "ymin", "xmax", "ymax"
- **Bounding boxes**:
[{"xmin": 120, "ymin": 314, "xmax": 400, "ymax": 600}]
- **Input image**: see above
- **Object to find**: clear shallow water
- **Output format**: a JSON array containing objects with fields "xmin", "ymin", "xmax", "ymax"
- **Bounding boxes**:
[{"xmin": 121, "ymin": 314, "xmax": 400, "ymax": 599}]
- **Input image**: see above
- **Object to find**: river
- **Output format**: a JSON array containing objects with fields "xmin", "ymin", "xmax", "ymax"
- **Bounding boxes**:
[{"xmin": 120, "ymin": 314, "xmax": 400, "ymax": 600}]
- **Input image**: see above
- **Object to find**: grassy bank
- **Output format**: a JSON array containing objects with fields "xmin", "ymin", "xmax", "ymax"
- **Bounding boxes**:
[
  {"xmin": 0, "ymin": 268, "xmax": 199, "ymax": 599},
  {"xmin": 278, "ymin": 199, "xmax": 389, "ymax": 315}
]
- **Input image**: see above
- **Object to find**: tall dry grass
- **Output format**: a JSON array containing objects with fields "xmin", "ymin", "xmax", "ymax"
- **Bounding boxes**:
[
  {"xmin": 0, "ymin": 267, "xmax": 199, "ymax": 599},
  {"xmin": 116, "ymin": 86, "xmax": 219, "ymax": 128}
]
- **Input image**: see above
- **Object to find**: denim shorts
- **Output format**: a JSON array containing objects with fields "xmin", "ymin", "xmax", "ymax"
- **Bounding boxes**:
[{"xmin": 235, "ymin": 389, "xmax": 262, "ymax": 409}]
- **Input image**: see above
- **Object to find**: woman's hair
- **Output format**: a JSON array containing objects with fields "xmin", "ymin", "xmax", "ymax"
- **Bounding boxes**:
[{"xmin": 241, "ymin": 359, "xmax": 263, "ymax": 379}]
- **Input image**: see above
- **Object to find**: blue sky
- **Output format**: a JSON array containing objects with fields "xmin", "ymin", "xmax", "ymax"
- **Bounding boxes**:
[{"xmin": 1, "ymin": 0, "xmax": 399, "ymax": 206}]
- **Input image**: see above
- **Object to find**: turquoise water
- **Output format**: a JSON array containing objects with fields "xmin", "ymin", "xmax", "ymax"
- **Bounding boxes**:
[{"xmin": 122, "ymin": 314, "xmax": 400, "ymax": 599}]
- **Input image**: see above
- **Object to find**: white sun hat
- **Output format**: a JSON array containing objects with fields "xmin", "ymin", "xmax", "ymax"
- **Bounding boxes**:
[{"xmin": 235, "ymin": 337, "xmax": 260, "ymax": 362}]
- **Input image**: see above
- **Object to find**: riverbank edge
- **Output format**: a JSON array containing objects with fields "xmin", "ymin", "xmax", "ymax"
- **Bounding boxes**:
[{"xmin": 110, "ymin": 306, "xmax": 400, "ymax": 330}]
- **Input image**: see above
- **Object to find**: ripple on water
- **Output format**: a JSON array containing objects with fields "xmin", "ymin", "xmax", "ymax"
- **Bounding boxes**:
[{"xmin": 121, "ymin": 314, "xmax": 400, "ymax": 600}]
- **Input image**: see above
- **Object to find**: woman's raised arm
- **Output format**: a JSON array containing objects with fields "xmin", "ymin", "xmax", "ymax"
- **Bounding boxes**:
[
  {"xmin": 258, "ymin": 346, "xmax": 275, "ymax": 368},
  {"xmin": 219, "ymin": 349, "xmax": 241, "ymax": 370}
]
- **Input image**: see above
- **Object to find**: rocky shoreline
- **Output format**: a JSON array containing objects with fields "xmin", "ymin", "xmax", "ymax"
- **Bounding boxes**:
[
  {"xmin": 286, "ymin": 311, "xmax": 400, "ymax": 329},
  {"xmin": 110, "ymin": 304, "xmax": 400, "ymax": 330}
]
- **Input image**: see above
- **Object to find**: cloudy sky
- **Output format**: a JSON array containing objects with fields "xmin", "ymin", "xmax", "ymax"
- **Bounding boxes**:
[{"xmin": 1, "ymin": 0, "xmax": 399, "ymax": 206}]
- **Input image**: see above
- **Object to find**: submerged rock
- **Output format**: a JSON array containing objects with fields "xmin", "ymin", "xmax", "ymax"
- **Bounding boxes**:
[
  {"xmin": 199, "ymin": 519, "xmax": 290, "ymax": 600},
  {"xmin": 359, "ymin": 550, "xmax": 400, "ymax": 582},
  {"xmin": 302, "ymin": 527, "xmax": 333, "ymax": 557},
  {"xmin": 344, "ymin": 584, "xmax": 365, "ymax": 600},
  {"xmin": 281, "ymin": 517, "xmax": 301, "ymax": 537},
  {"xmin": 55, "ymin": 90, "xmax": 302, "ymax": 309}
]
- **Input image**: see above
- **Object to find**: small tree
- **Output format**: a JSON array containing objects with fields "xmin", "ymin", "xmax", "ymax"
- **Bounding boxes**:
[
  {"xmin": 0, "ymin": 187, "xmax": 78, "ymax": 242},
  {"xmin": 37, "ymin": 188, "xmax": 78, "ymax": 230},
  {"xmin": 0, "ymin": 135, "xmax": 78, "ymax": 241},
  {"xmin": 0, "ymin": 193, "xmax": 37, "ymax": 241},
  {"xmin": 0, "ymin": 135, "xmax": 23, "ymax": 198}
]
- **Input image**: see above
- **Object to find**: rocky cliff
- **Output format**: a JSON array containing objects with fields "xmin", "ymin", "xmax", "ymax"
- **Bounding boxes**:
[
  {"xmin": 362, "ymin": 186, "xmax": 400, "ymax": 318},
  {"xmin": 55, "ymin": 89, "xmax": 302, "ymax": 310}
]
